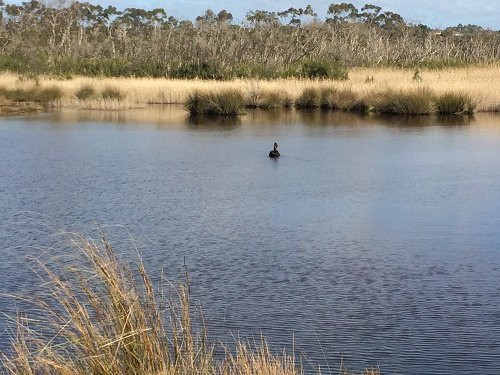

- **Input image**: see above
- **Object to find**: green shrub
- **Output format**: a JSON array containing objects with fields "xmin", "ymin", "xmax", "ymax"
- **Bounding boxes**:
[
  {"xmin": 169, "ymin": 62, "xmax": 226, "ymax": 80},
  {"xmin": 295, "ymin": 88, "xmax": 321, "ymax": 108},
  {"xmin": 435, "ymin": 92, "xmax": 476, "ymax": 115},
  {"xmin": 299, "ymin": 58, "xmax": 348, "ymax": 80},
  {"xmin": 185, "ymin": 89, "xmax": 244, "ymax": 115},
  {"xmin": 373, "ymin": 88, "xmax": 436, "ymax": 115},
  {"xmin": 75, "ymin": 85, "xmax": 95, "ymax": 100},
  {"xmin": 101, "ymin": 86, "xmax": 123, "ymax": 100},
  {"xmin": 417, "ymin": 58, "xmax": 467, "ymax": 70},
  {"xmin": 232, "ymin": 63, "xmax": 280, "ymax": 79},
  {"xmin": 0, "ymin": 54, "xmax": 25, "ymax": 72}
]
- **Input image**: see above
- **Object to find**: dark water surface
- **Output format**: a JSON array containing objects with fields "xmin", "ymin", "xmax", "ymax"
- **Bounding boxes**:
[{"xmin": 1, "ymin": 108, "xmax": 500, "ymax": 374}]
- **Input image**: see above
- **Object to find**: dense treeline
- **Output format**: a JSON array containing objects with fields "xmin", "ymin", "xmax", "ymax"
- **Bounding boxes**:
[{"xmin": 0, "ymin": 0, "xmax": 499, "ymax": 79}]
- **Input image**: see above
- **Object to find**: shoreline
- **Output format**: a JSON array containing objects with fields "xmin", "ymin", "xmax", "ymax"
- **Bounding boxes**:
[
  {"xmin": 8, "ymin": 105, "xmax": 500, "ymax": 133},
  {"xmin": 1, "ymin": 67, "xmax": 500, "ymax": 116}
]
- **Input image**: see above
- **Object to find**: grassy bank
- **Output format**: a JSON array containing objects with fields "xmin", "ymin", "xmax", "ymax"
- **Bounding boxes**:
[
  {"xmin": 0, "ymin": 235, "xmax": 378, "ymax": 375},
  {"xmin": 0, "ymin": 67, "xmax": 499, "ymax": 115}
]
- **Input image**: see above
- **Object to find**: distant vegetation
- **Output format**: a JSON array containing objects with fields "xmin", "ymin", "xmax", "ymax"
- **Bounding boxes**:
[{"xmin": 0, "ymin": 1, "xmax": 498, "ymax": 79}]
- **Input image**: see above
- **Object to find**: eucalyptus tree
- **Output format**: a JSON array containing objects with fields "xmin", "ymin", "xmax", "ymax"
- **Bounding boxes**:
[
  {"xmin": 326, "ymin": 3, "xmax": 359, "ymax": 23},
  {"xmin": 278, "ymin": 5, "xmax": 316, "ymax": 26}
]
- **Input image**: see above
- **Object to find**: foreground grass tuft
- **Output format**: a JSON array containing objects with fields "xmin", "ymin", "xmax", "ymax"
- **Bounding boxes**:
[
  {"xmin": 0, "ymin": 234, "xmax": 381, "ymax": 375},
  {"xmin": 0, "ymin": 235, "xmax": 302, "ymax": 375},
  {"xmin": 185, "ymin": 89, "xmax": 245, "ymax": 115}
]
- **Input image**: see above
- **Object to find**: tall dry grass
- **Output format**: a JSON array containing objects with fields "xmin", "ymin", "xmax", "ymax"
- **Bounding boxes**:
[
  {"xmin": 0, "ymin": 234, "xmax": 378, "ymax": 375},
  {"xmin": 0, "ymin": 66, "xmax": 498, "ymax": 112}
]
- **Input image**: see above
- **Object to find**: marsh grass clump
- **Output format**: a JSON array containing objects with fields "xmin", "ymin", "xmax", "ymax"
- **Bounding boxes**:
[
  {"xmin": 0, "ymin": 86, "xmax": 61, "ymax": 104},
  {"xmin": 185, "ymin": 91, "xmax": 209, "ymax": 114},
  {"xmin": 244, "ymin": 84, "xmax": 262, "ymax": 108},
  {"xmin": 373, "ymin": 88, "xmax": 436, "ymax": 115},
  {"xmin": 257, "ymin": 90, "xmax": 293, "ymax": 109},
  {"xmin": 319, "ymin": 87, "xmax": 336, "ymax": 108},
  {"xmin": 101, "ymin": 86, "xmax": 124, "ymax": 100},
  {"xmin": 0, "ymin": 95, "xmax": 12, "ymax": 106},
  {"xmin": 0, "ymin": 87, "xmax": 30, "ymax": 102},
  {"xmin": 435, "ymin": 92, "xmax": 476, "ymax": 115},
  {"xmin": 185, "ymin": 89, "xmax": 244, "ymax": 115},
  {"xmin": 75, "ymin": 84, "xmax": 96, "ymax": 100},
  {"xmin": 0, "ymin": 95, "xmax": 42, "ymax": 115},
  {"xmin": 209, "ymin": 89, "xmax": 245, "ymax": 115},
  {"xmin": 320, "ymin": 87, "xmax": 364, "ymax": 111},
  {"xmin": 296, "ymin": 87, "xmax": 368, "ymax": 112},
  {"xmin": 295, "ymin": 87, "xmax": 321, "ymax": 108},
  {"xmin": 34, "ymin": 86, "xmax": 62, "ymax": 102}
]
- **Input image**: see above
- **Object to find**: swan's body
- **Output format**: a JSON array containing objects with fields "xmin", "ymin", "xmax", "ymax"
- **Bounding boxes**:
[{"xmin": 269, "ymin": 142, "xmax": 280, "ymax": 158}]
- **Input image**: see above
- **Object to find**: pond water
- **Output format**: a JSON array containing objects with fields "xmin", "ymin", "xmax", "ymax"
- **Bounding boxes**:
[{"xmin": 1, "ymin": 107, "xmax": 500, "ymax": 374}]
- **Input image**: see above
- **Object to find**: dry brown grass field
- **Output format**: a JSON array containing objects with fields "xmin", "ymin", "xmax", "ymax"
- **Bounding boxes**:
[{"xmin": 0, "ymin": 67, "xmax": 499, "ymax": 112}]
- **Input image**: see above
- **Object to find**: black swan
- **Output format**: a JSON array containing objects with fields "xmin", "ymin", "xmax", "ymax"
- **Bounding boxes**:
[{"xmin": 269, "ymin": 142, "xmax": 280, "ymax": 158}]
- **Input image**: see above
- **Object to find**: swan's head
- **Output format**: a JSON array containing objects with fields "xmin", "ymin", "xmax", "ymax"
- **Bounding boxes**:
[{"xmin": 274, "ymin": 142, "xmax": 278, "ymax": 150}]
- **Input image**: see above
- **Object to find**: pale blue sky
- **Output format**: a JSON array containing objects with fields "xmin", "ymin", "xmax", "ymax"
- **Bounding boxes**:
[
  {"xmin": 91, "ymin": 0, "xmax": 500, "ymax": 29},
  {"xmin": 7, "ymin": 0, "xmax": 500, "ymax": 29}
]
